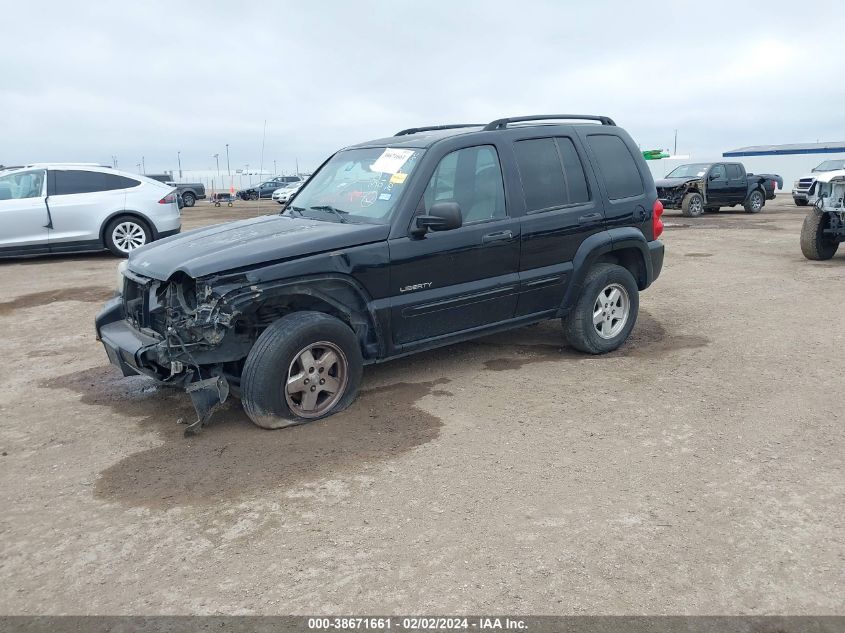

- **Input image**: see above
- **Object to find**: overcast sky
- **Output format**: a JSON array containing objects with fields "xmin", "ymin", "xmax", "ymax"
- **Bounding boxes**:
[{"xmin": 2, "ymin": 0, "xmax": 841, "ymax": 175}]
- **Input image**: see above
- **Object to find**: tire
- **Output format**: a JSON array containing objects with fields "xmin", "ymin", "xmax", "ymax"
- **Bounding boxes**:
[
  {"xmin": 241, "ymin": 311, "xmax": 363, "ymax": 429},
  {"xmin": 249, "ymin": 192, "xmax": 259, "ymax": 201},
  {"xmin": 794, "ymin": 198, "xmax": 808, "ymax": 207},
  {"xmin": 800, "ymin": 209, "xmax": 839, "ymax": 261},
  {"xmin": 681, "ymin": 192, "xmax": 704, "ymax": 217},
  {"xmin": 104, "ymin": 215, "xmax": 151, "ymax": 257},
  {"xmin": 563, "ymin": 263, "xmax": 639, "ymax": 354},
  {"xmin": 744, "ymin": 189, "xmax": 765, "ymax": 213},
  {"xmin": 704, "ymin": 206, "xmax": 720, "ymax": 212},
  {"xmin": 182, "ymin": 192, "xmax": 196, "ymax": 207}
]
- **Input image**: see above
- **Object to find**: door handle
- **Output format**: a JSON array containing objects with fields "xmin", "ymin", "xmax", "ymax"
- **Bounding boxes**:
[
  {"xmin": 578, "ymin": 212, "xmax": 602, "ymax": 224},
  {"xmin": 482, "ymin": 230, "xmax": 513, "ymax": 244}
]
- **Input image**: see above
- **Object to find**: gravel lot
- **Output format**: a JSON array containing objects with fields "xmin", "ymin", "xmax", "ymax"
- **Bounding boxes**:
[{"xmin": 0, "ymin": 196, "xmax": 842, "ymax": 615}]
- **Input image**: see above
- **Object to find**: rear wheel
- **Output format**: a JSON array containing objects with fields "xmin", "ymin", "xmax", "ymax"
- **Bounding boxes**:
[
  {"xmin": 241, "ymin": 312, "xmax": 363, "ymax": 429},
  {"xmin": 681, "ymin": 192, "xmax": 704, "ymax": 217},
  {"xmin": 182, "ymin": 192, "xmax": 196, "ymax": 207},
  {"xmin": 794, "ymin": 198, "xmax": 808, "ymax": 207},
  {"xmin": 564, "ymin": 263, "xmax": 639, "ymax": 354},
  {"xmin": 800, "ymin": 209, "xmax": 839, "ymax": 260},
  {"xmin": 744, "ymin": 189, "xmax": 765, "ymax": 213},
  {"xmin": 104, "ymin": 216, "xmax": 151, "ymax": 257}
]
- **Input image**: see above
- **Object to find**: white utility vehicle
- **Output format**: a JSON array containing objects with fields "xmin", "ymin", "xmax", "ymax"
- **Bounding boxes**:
[{"xmin": 800, "ymin": 169, "xmax": 845, "ymax": 260}]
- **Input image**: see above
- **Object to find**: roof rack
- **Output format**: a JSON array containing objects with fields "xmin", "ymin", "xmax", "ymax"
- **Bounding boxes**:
[
  {"xmin": 483, "ymin": 114, "xmax": 615, "ymax": 131},
  {"xmin": 395, "ymin": 124, "xmax": 482, "ymax": 136}
]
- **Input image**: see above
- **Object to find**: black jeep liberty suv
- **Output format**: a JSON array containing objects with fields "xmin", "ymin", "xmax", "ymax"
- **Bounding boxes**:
[{"xmin": 95, "ymin": 115, "xmax": 665, "ymax": 433}]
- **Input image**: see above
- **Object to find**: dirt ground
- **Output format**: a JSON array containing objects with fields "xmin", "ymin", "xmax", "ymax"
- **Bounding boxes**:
[{"xmin": 0, "ymin": 197, "xmax": 842, "ymax": 615}]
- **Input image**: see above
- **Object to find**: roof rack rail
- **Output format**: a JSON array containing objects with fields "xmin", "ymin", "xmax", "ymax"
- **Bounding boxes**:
[
  {"xmin": 483, "ymin": 114, "xmax": 615, "ymax": 131},
  {"xmin": 395, "ymin": 124, "xmax": 482, "ymax": 136}
]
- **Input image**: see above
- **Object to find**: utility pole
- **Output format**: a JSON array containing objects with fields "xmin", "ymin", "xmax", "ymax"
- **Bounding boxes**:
[
  {"xmin": 177, "ymin": 151, "xmax": 182, "ymax": 180},
  {"xmin": 225, "ymin": 144, "xmax": 231, "ymax": 190},
  {"xmin": 673, "ymin": 130, "xmax": 678, "ymax": 155}
]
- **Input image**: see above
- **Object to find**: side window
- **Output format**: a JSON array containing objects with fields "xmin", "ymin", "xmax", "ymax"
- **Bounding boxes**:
[
  {"xmin": 726, "ymin": 164, "xmax": 742, "ymax": 180},
  {"xmin": 556, "ymin": 137, "xmax": 590, "ymax": 204},
  {"xmin": 514, "ymin": 138, "xmax": 567, "ymax": 212},
  {"xmin": 420, "ymin": 145, "xmax": 506, "ymax": 225},
  {"xmin": 587, "ymin": 134, "xmax": 644, "ymax": 200},
  {"xmin": 54, "ymin": 170, "xmax": 105, "ymax": 195},
  {"xmin": 0, "ymin": 170, "xmax": 45, "ymax": 200},
  {"xmin": 710, "ymin": 164, "xmax": 726, "ymax": 180}
]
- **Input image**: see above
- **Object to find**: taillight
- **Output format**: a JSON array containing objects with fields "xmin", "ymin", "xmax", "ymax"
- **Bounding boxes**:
[
  {"xmin": 652, "ymin": 200, "xmax": 664, "ymax": 239},
  {"xmin": 158, "ymin": 192, "xmax": 176, "ymax": 204}
]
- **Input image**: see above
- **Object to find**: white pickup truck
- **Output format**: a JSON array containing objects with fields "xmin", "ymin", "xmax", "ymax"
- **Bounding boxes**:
[{"xmin": 792, "ymin": 159, "xmax": 845, "ymax": 206}]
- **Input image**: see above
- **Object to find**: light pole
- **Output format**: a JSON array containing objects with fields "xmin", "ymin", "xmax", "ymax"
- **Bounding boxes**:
[
  {"xmin": 141, "ymin": 156, "xmax": 145, "ymax": 174},
  {"xmin": 136, "ymin": 163, "xmax": 141, "ymax": 173},
  {"xmin": 212, "ymin": 153, "xmax": 220, "ymax": 193},
  {"xmin": 225, "ymin": 144, "xmax": 231, "ymax": 181},
  {"xmin": 273, "ymin": 159, "xmax": 277, "ymax": 175},
  {"xmin": 177, "ymin": 151, "xmax": 182, "ymax": 180}
]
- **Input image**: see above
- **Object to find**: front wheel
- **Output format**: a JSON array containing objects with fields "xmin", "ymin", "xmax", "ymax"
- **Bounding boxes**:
[
  {"xmin": 564, "ymin": 263, "xmax": 639, "ymax": 354},
  {"xmin": 800, "ymin": 209, "xmax": 839, "ymax": 260},
  {"xmin": 794, "ymin": 198, "xmax": 808, "ymax": 207},
  {"xmin": 744, "ymin": 189, "xmax": 765, "ymax": 213},
  {"xmin": 241, "ymin": 312, "xmax": 363, "ymax": 429},
  {"xmin": 104, "ymin": 216, "xmax": 151, "ymax": 257},
  {"xmin": 681, "ymin": 192, "xmax": 704, "ymax": 217}
]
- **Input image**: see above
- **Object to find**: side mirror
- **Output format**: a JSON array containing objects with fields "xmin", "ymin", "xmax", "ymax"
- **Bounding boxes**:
[
  {"xmin": 709, "ymin": 173, "xmax": 718, "ymax": 181},
  {"xmin": 413, "ymin": 202, "xmax": 462, "ymax": 236}
]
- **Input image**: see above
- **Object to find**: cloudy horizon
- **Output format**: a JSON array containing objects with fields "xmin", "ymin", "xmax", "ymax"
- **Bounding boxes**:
[{"xmin": 2, "ymin": 0, "xmax": 841, "ymax": 176}]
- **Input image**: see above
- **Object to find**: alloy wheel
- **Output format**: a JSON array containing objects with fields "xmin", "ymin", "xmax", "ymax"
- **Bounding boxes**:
[
  {"xmin": 284, "ymin": 342, "xmax": 348, "ymax": 418},
  {"xmin": 592, "ymin": 283, "xmax": 630, "ymax": 339},
  {"xmin": 111, "ymin": 222, "xmax": 147, "ymax": 253}
]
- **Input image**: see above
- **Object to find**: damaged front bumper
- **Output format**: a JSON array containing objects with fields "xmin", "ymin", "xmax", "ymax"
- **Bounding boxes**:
[{"xmin": 95, "ymin": 296, "xmax": 230, "ymax": 435}]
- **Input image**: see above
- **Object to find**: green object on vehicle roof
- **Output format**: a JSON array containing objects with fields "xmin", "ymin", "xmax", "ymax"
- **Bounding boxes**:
[{"xmin": 642, "ymin": 149, "xmax": 670, "ymax": 160}]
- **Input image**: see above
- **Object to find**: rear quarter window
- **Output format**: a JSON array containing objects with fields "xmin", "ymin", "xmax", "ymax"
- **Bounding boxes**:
[
  {"xmin": 54, "ymin": 170, "xmax": 140, "ymax": 194},
  {"xmin": 587, "ymin": 134, "xmax": 644, "ymax": 200}
]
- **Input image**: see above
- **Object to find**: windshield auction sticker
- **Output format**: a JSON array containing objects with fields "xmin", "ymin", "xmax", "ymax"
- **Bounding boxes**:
[{"xmin": 371, "ymin": 148, "xmax": 415, "ymax": 174}]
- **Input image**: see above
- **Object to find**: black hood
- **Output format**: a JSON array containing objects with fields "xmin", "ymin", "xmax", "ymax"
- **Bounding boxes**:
[
  {"xmin": 127, "ymin": 214, "xmax": 390, "ymax": 281},
  {"xmin": 655, "ymin": 177, "xmax": 700, "ymax": 188}
]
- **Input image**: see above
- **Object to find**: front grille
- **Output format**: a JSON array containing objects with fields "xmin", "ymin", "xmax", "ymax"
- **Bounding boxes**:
[{"xmin": 798, "ymin": 178, "xmax": 814, "ymax": 189}]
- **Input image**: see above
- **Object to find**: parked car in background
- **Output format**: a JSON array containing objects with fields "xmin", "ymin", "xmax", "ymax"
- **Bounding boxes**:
[
  {"xmin": 271, "ymin": 181, "xmax": 303, "ymax": 204},
  {"xmin": 792, "ymin": 159, "xmax": 845, "ymax": 206},
  {"xmin": 655, "ymin": 162, "xmax": 782, "ymax": 217},
  {"xmin": 146, "ymin": 174, "xmax": 206, "ymax": 207},
  {"xmin": 237, "ymin": 180, "xmax": 285, "ymax": 200},
  {"xmin": 271, "ymin": 175, "xmax": 302, "ymax": 186},
  {"xmin": 95, "ymin": 114, "xmax": 664, "ymax": 434},
  {"xmin": 0, "ymin": 165, "xmax": 180, "ymax": 257}
]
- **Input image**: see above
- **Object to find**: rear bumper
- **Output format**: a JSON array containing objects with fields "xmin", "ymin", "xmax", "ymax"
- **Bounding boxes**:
[{"xmin": 648, "ymin": 239, "xmax": 664, "ymax": 285}]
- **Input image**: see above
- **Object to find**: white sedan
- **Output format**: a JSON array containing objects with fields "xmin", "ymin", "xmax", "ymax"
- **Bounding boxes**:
[{"xmin": 271, "ymin": 181, "xmax": 303, "ymax": 205}]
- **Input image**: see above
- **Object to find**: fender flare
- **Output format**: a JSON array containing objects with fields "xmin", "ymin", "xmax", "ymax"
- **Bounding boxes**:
[
  {"xmin": 560, "ymin": 229, "xmax": 654, "ymax": 312},
  {"xmin": 224, "ymin": 273, "xmax": 387, "ymax": 360}
]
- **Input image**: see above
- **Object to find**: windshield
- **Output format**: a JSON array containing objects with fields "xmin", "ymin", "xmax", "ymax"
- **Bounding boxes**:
[
  {"xmin": 285, "ymin": 146, "xmax": 423, "ymax": 223},
  {"xmin": 666, "ymin": 163, "xmax": 711, "ymax": 178},
  {"xmin": 812, "ymin": 160, "xmax": 845, "ymax": 172}
]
